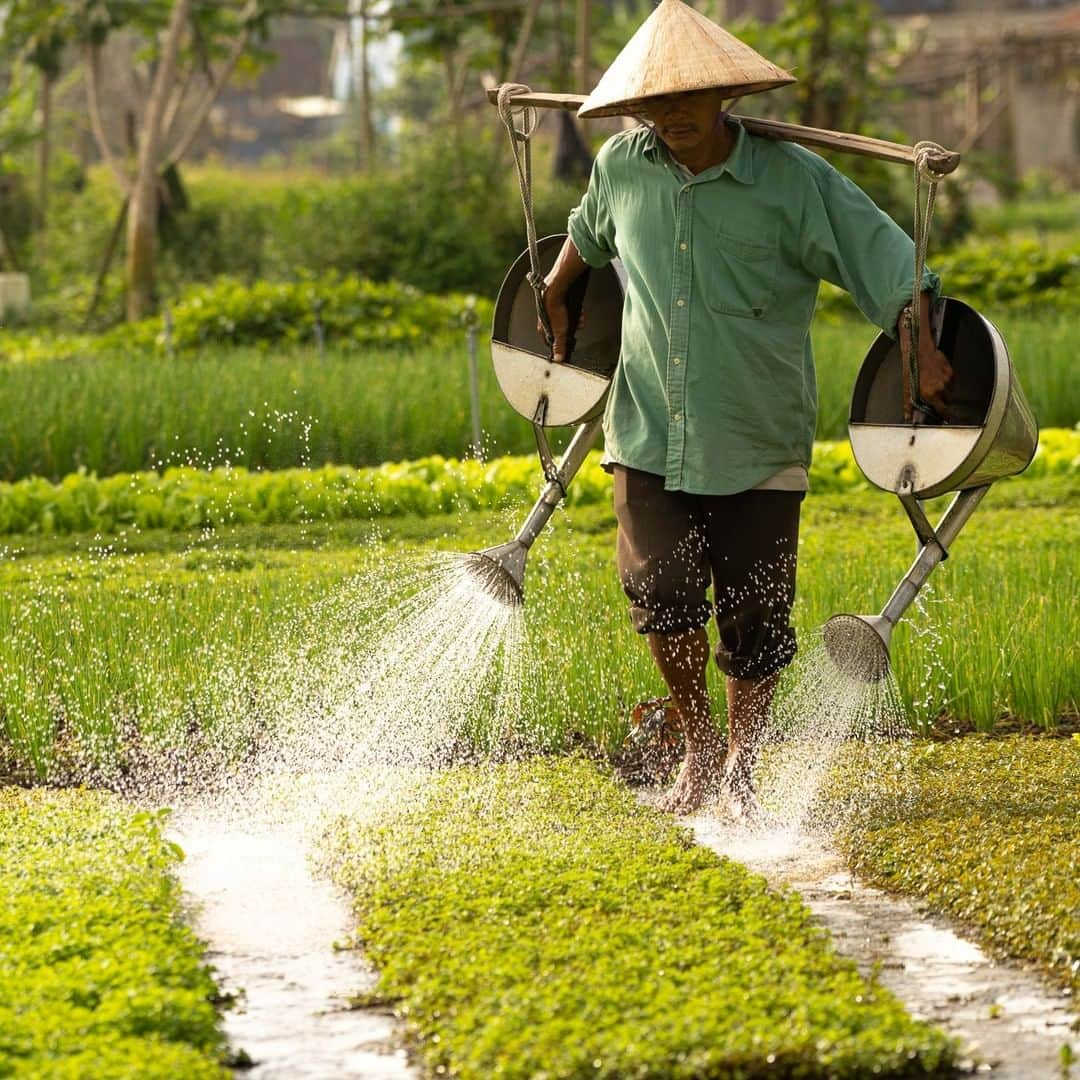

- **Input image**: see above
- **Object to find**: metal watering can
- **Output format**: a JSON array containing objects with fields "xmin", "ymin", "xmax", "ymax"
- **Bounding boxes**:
[
  {"xmin": 462, "ymin": 234, "xmax": 625, "ymax": 604},
  {"xmin": 823, "ymin": 296, "xmax": 1038, "ymax": 681}
]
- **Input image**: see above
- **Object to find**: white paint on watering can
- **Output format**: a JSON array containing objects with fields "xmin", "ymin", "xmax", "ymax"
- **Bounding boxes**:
[
  {"xmin": 690, "ymin": 818, "xmax": 1075, "ymax": 1079},
  {"xmin": 173, "ymin": 818, "xmax": 416, "ymax": 1079}
]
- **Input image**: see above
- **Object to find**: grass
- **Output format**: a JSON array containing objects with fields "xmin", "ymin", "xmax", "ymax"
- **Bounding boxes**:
[
  {"xmin": 973, "ymin": 191, "xmax": 1080, "ymax": 249},
  {"xmin": 1, "ymin": 470, "xmax": 1075, "ymax": 778},
  {"xmin": 0, "ymin": 789, "xmax": 229, "ymax": 1078},
  {"xmin": 320, "ymin": 757, "xmax": 958, "ymax": 1078},
  {"xmin": 0, "ymin": 309, "xmax": 1075, "ymax": 482},
  {"xmin": 828, "ymin": 737, "xmax": 1080, "ymax": 1004}
]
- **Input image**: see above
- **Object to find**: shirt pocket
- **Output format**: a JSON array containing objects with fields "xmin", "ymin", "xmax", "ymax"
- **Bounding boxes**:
[{"xmin": 707, "ymin": 229, "xmax": 778, "ymax": 320}]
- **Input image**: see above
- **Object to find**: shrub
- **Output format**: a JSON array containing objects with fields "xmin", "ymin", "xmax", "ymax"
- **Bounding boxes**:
[
  {"xmin": 0, "ymin": 429, "xmax": 1073, "ymax": 537},
  {"xmin": 817, "ymin": 241, "xmax": 1079, "ymax": 318},
  {"xmin": 29, "ymin": 135, "xmax": 583, "ymax": 329},
  {"xmin": 96, "ymin": 274, "xmax": 492, "ymax": 354}
]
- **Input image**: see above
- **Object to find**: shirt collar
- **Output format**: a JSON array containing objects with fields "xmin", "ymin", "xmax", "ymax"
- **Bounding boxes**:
[{"xmin": 642, "ymin": 117, "xmax": 755, "ymax": 185}]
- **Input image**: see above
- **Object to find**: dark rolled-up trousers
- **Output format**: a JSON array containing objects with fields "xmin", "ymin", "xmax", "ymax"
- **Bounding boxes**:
[{"xmin": 613, "ymin": 465, "xmax": 803, "ymax": 680}]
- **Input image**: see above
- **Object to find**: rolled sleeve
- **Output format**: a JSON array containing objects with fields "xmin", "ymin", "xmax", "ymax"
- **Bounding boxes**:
[
  {"xmin": 877, "ymin": 267, "xmax": 941, "ymax": 340},
  {"xmin": 799, "ymin": 161, "xmax": 941, "ymax": 335},
  {"xmin": 567, "ymin": 150, "xmax": 618, "ymax": 268}
]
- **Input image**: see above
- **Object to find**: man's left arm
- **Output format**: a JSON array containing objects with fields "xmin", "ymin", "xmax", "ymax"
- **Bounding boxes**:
[{"xmin": 798, "ymin": 165, "xmax": 953, "ymax": 420}]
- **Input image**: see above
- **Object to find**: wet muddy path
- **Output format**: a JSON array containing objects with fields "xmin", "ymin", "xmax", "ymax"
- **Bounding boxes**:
[
  {"xmin": 173, "ymin": 817, "xmax": 415, "ymax": 1079},
  {"xmin": 691, "ymin": 818, "xmax": 1076, "ymax": 1078},
  {"xmin": 172, "ymin": 802, "xmax": 1072, "ymax": 1078}
]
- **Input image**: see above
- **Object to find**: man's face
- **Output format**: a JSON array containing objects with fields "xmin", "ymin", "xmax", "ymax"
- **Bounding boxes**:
[{"xmin": 636, "ymin": 89, "xmax": 727, "ymax": 154}]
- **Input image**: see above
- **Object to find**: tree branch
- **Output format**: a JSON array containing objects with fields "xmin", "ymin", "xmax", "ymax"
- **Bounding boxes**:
[
  {"xmin": 161, "ymin": 51, "xmax": 199, "ymax": 149},
  {"xmin": 507, "ymin": 0, "xmax": 542, "ymax": 84},
  {"xmin": 162, "ymin": 1, "xmax": 259, "ymax": 166},
  {"xmin": 84, "ymin": 42, "xmax": 133, "ymax": 196},
  {"xmin": 162, "ymin": 25, "xmax": 250, "ymax": 167}
]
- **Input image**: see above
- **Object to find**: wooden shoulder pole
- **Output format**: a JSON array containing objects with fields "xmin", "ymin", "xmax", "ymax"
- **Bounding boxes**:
[{"xmin": 485, "ymin": 86, "xmax": 961, "ymax": 176}]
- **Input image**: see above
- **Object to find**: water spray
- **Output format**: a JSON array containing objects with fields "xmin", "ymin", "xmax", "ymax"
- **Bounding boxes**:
[{"xmin": 824, "ymin": 298, "xmax": 1037, "ymax": 682}]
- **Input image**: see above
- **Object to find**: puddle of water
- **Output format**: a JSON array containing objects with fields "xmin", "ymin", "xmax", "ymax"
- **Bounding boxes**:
[
  {"xmin": 689, "ymin": 815, "xmax": 1076, "ymax": 1079},
  {"xmin": 173, "ymin": 816, "xmax": 415, "ymax": 1079}
]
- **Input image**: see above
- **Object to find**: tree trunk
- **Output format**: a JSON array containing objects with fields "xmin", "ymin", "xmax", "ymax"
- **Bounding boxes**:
[
  {"xmin": 804, "ymin": 0, "xmax": 832, "ymax": 130},
  {"xmin": 575, "ymin": 0, "xmax": 590, "ymax": 94},
  {"xmin": 126, "ymin": 0, "xmax": 191, "ymax": 322},
  {"xmin": 553, "ymin": 110, "xmax": 593, "ymax": 181},
  {"xmin": 508, "ymin": 0, "xmax": 543, "ymax": 84},
  {"xmin": 358, "ymin": 4, "xmax": 376, "ymax": 167},
  {"xmin": 36, "ymin": 70, "xmax": 52, "ymax": 232},
  {"xmin": 444, "ymin": 50, "xmax": 464, "ymax": 140},
  {"xmin": 84, "ymin": 43, "xmax": 133, "ymax": 195}
]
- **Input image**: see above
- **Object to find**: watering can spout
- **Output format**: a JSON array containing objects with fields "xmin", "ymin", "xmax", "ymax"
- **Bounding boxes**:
[
  {"xmin": 462, "ymin": 416, "xmax": 604, "ymax": 607},
  {"xmin": 823, "ymin": 484, "xmax": 991, "ymax": 682}
]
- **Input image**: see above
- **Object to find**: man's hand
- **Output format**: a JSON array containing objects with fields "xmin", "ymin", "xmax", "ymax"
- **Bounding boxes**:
[
  {"xmin": 536, "ymin": 236, "xmax": 589, "ymax": 364},
  {"xmin": 538, "ymin": 286, "xmax": 571, "ymax": 363},
  {"xmin": 898, "ymin": 294, "xmax": 954, "ymax": 421}
]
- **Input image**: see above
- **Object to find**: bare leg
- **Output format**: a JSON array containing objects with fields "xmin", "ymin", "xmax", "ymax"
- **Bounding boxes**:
[
  {"xmin": 723, "ymin": 674, "xmax": 778, "ymax": 819},
  {"xmin": 647, "ymin": 628, "xmax": 724, "ymax": 814}
]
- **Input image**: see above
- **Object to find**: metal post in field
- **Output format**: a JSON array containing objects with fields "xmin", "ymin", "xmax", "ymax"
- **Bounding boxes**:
[
  {"xmin": 163, "ymin": 304, "xmax": 175, "ymax": 357},
  {"xmin": 313, "ymin": 296, "xmax": 326, "ymax": 357},
  {"xmin": 463, "ymin": 295, "xmax": 483, "ymax": 459}
]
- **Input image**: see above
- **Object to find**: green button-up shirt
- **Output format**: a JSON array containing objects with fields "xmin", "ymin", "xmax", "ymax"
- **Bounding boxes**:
[{"xmin": 567, "ymin": 120, "xmax": 939, "ymax": 495}]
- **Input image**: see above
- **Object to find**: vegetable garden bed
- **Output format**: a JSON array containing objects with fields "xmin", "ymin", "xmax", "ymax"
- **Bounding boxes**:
[
  {"xmin": 1, "ymin": 466, "xmax": 1075, "ymax": 777},
  {"xmin": 321, "ymin": 757, "xmax": 958, "ymax": 1079},
  {"xmin": 828, "ymin": 737, "xmax": 1080, "ymax": 1004},
  {"xmin": 0, "ymin": 790, "xmax": 229, "ymax": 1078}
]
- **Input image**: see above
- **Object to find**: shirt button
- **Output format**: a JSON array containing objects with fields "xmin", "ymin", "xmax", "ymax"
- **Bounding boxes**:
[
  {"xmin": 673, "ymin": 412, "xmax": 683, "ymax": 422},
  {"xmin": 672, "ymin": 356, "xmax": 681, "ymax": 365},
  {"xmin": 679, "ymin": 242, "xmax": 688, "ymax": 251},
  {"xmin": 676, "ymin": 298, "xmax": 685, "ymax": 307}
]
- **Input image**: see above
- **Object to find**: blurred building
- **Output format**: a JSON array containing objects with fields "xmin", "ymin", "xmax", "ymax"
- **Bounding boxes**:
[
  {"xmin": 884, "ymin": 2, "xmax": 1079, "ymax": 180},
  {"xmin": 207, "ymin": 18, "xmax": 342, "ymax": 161},
  {"xmin": 65, "ymin": 17, "xmax": 343, "ymax": 168},
  {"xmin": 720, "ymin": 0, "xmax": 1079, "ymax": 181}
]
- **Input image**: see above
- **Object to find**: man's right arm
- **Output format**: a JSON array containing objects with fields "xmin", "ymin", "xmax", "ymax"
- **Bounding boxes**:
[
  {"xmin": 542, "ymin": 141, "xmax": 618, "ymax": 362},
  {"xmin": 540, "ymin": 238, "xmax": 590, "ymax": 363}
]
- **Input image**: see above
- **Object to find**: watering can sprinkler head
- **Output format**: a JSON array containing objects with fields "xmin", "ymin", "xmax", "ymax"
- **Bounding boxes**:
[
  {"xmin": 461, "ymin": 417, "xmax": 606, "ymax": 609},
  {"xmin": 823, "ymin": 613, "xmax": 893, "ymax": 683},
  {"xmin": 461, "ymin": 541, "xmax": 527, "ymax": 607},
  {"xmin": 826, "ymin": 297, "xmax": 1038, "ymax": 684}
]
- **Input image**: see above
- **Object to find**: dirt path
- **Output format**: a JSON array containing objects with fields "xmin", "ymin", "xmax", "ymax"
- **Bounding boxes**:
[
  {"xmin": 690, "ymin": 817, "xmax": 1076, "ymax": 1078},
  {"xmin": 173, "ymin": 817, "xmax": 416, "ymax": 1079}
]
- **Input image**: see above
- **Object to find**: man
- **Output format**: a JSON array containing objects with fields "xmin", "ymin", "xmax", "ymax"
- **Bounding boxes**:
[{"xmin": 540, "ymin": 0, "xmax": 952, "ymax": 816}]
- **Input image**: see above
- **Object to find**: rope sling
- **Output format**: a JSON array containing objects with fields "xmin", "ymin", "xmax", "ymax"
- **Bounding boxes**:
[
  {"xmin": 907, "ymin": 140, "xmax": 952, "ymax": 423},
  {"xmin": 497, "ymin": 84, "xmax": 553, "ymax": 349}
]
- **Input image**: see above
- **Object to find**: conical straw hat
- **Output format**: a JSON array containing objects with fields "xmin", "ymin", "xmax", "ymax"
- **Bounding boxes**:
[{"xmin": 578, "ymin": 0, "xmax": 795, "ymax": 119}]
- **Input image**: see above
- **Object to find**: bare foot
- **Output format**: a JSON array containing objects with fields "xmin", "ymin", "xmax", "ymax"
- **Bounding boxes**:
[
  {"xmin": 724, "ymin": 746, "xmax": 764, "ymax": 825},
  {"xmin": 658, "ymin": 743, "xmax": 724, "ymax": 815}
]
